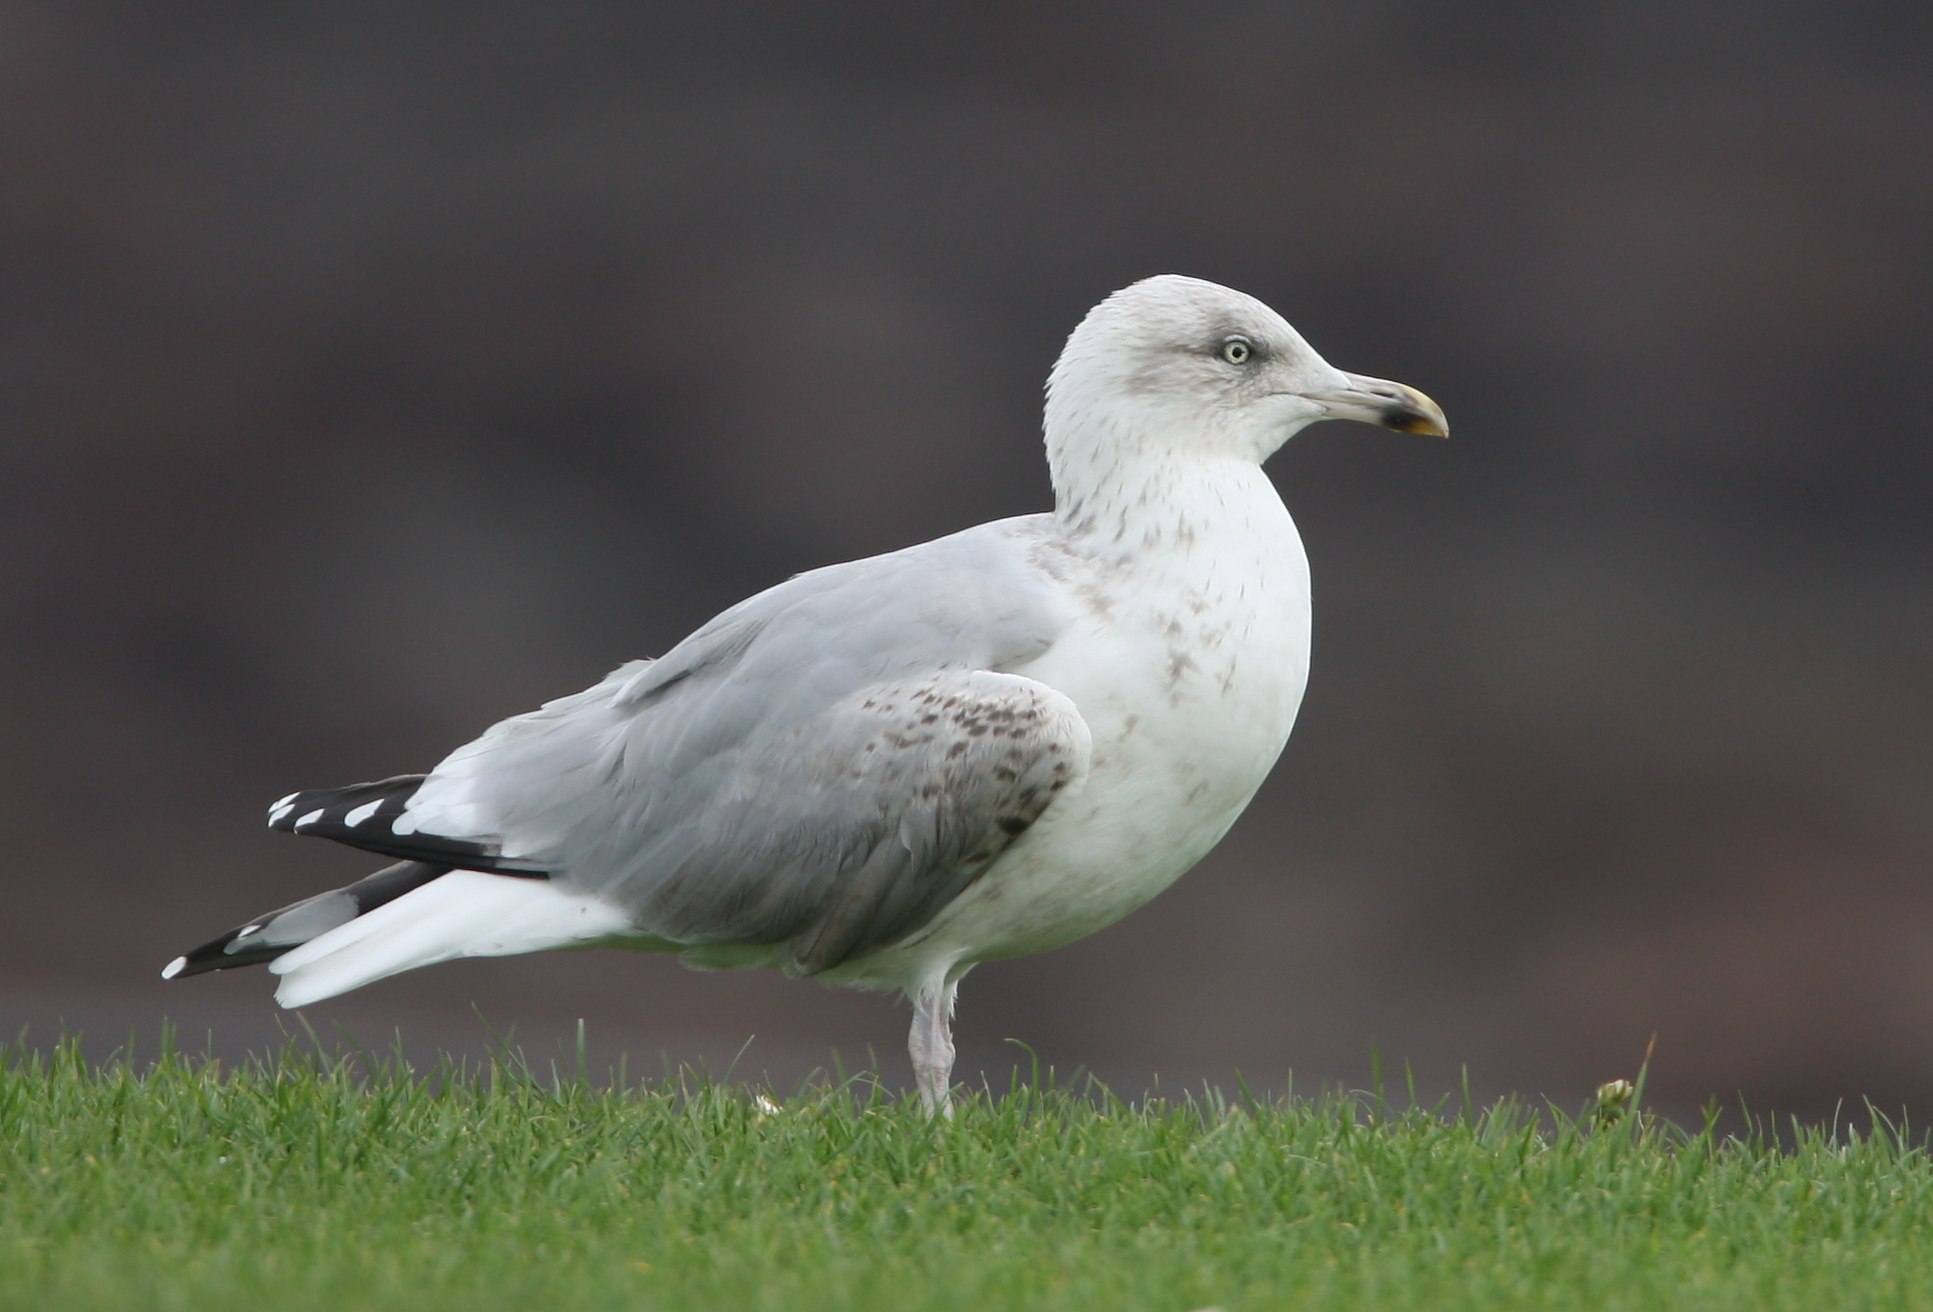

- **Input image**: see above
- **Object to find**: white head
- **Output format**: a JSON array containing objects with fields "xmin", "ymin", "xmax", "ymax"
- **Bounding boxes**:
[{"xmin": 1043, "ymin": 275, "xmax": 1445, "ymax": 510}]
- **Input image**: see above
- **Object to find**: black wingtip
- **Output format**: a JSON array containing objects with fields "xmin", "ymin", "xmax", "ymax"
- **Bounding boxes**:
[
  {"xmin": 164, "ymin": 859, "xmax": 460, "ymax": 984},
  {"xmin": 162, "ymin": 925, "xmax": 292, "ymax": 979},
  {"xmin": 266, "ymin": 775, "xmax": 549, "ymax": 877},
  {"xmin": 268, "ymin": 774, "xmax": 426, "ymax": 838}
]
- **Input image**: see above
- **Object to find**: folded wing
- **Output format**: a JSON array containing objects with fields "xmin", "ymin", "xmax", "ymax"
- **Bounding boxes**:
[{"xmin": 257, "ymin": 518, "xmax": 1091, "ymax": 1000}]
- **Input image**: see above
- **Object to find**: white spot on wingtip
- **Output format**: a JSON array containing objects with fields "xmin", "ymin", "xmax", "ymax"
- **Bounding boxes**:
[
  {"xmin": 238, "ymin": 924, "xmax": 263, "ymax": 938},
  {"xmin": 273, "ymin": 792, "xmax": 300, "ymax": 809},
  {"xmin": 161, "ymin": 956, "xmax": 186, "ymax": 980},
  {"xmin": 267, "ymin": 803, "xmax": 296, "ymax": 825},
  {"xmin": 294, "ymin": 808, "xmax": 326, "ymax": 829},
  {"xmin": 343, "ymin": 799, "xmax": 383, "ymax": 828}
]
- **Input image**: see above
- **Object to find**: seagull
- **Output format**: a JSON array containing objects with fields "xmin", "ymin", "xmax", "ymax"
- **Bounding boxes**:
[{"xmin": 164, "ymin": 275, "xmax": 1446, "ymax": 1113}]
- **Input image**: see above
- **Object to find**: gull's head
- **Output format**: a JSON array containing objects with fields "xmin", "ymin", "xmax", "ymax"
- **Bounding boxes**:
[{"xmin": 1044, "ymin": 275, "xmax": 1446, "ymax": 480}]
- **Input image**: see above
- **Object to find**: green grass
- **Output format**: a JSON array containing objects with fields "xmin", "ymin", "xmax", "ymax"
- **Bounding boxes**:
[{"xmin": 3, "ymin": 1035, "xmax": 1930, "ymax": 1311}]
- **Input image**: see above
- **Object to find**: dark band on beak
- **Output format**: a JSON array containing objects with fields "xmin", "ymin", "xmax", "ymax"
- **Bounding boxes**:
[
  {"xmin": 1382, "ymin": 390, "xmax": 1449, "ymax": 437},
  {"xmin": 1301, "ymin": 377, "xmax": 1449, "ymax": 439}
]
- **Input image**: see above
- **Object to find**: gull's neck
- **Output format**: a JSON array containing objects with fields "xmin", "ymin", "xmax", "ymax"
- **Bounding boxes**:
[{"xmin": 1046, "ymin": 419, "xmax": 1295, "ymax": 573}]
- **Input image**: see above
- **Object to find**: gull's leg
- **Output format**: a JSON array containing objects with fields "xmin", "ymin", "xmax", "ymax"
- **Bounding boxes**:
[{"xmin": 908, "ymin": 979, "xmax": 958, "ymax": 1117}]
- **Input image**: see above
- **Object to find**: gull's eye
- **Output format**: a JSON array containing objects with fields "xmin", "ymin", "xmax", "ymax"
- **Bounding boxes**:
[{"xmin": 1218, "ymin": 336, "xmax": 1253, "ymax": 366}]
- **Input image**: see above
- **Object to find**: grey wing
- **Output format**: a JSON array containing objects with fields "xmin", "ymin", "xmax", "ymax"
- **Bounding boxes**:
[
  {"xmin": 360, "ymin": 518, "xmax": 1092, "ymax": 973},
  {"xmin": 634, "ymin": 668, "xmax": 1090, "ymax": 973}
]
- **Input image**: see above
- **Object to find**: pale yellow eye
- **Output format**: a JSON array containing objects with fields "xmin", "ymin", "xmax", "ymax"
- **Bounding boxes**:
[{"xmin": 1219, "ymin": 337, "xmax": 1252, "ymax": 366}]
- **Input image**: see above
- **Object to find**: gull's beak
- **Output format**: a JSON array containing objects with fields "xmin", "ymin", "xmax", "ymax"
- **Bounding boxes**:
[{"xmin": 1300, "ymin": 372, "xmax": 1449, "ymax": 438}]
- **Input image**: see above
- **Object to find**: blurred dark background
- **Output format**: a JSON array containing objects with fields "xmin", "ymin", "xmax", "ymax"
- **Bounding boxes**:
[{"xmin": 6, "ymin": 2, "xmax": 1931, "ymax": 1123}]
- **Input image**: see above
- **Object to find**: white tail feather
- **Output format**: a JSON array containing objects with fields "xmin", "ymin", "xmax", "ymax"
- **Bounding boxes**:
[{"xmin": 269, "ymin": 872, "xmax": 633, "ymax": 1009}]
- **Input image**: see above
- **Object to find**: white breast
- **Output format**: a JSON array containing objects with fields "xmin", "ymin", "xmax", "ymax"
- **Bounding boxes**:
[{"xmin": 868, "ymin": 463, "xmax": 1313, "ymax": 982}]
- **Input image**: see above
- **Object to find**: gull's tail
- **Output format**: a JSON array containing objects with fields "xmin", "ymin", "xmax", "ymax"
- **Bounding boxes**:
[
  {"xmin": 163, "ymin": 860, "xmax": 452, "ymax": 980},
  {"xmin": 163, "ymin": 865, "xmax": 634, "ymax": 1009}
]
